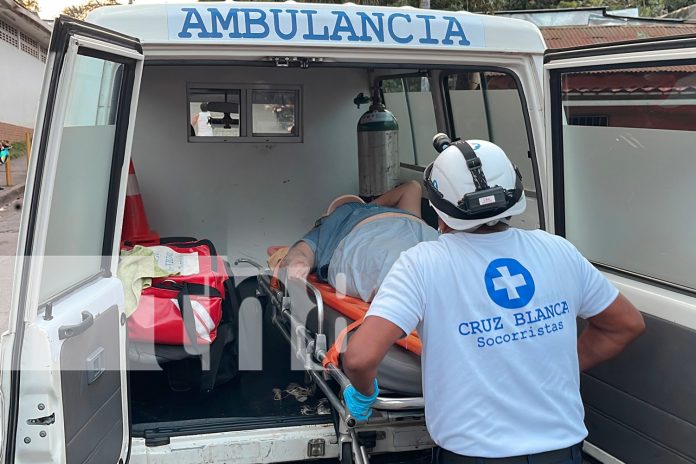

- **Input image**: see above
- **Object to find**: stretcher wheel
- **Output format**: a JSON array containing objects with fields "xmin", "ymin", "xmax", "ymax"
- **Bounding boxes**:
[{"xmin": 341, "ymin": 442, "xmax": 354, "ymax": 464}]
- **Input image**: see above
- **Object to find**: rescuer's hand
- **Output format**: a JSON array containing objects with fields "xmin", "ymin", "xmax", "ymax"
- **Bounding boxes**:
[{"xmin": 343, "ymin": 379, "xmax": 379, "ymax": 422}]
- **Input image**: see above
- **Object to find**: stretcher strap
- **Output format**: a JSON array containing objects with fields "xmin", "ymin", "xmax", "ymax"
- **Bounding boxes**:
[
  {"xmin": 311, "ymin": 277, "xmax": 423, "ymax": 356},
  {"xmin": 322, "ymin": 317, "xmax": 364, "ymax": 368}
]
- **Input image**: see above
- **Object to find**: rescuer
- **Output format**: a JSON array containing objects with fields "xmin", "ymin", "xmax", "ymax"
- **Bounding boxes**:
[{"xmin": 342, "ymin": 136, "xmax": 645, "ymax": 464}]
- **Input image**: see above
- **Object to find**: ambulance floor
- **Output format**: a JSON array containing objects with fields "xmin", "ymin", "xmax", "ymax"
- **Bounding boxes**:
[{"xmin": 130, "ymin": 279, "xmax": 331, "ymax": 429}]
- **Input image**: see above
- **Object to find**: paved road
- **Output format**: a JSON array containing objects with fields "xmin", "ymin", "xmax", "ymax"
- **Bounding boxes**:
[{"xmin": 0, "ymin": 195, "xmax": 22, "ymax": 333}]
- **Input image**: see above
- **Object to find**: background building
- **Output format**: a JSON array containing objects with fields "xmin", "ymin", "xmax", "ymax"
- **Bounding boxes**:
[{"xmin": 0, "ymin": 0, "xmax": 50, "ymax": 142}]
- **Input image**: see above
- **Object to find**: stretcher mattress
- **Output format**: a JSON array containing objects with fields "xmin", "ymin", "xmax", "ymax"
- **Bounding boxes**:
[{"xmin": 306, "ymin": 277, "xmax": 423, "ymax": 396}]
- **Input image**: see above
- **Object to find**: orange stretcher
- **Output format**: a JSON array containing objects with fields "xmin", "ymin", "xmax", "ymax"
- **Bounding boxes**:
[{"xmin": 267, "ymin": 245, "xmax": 422, "ymax": 366}]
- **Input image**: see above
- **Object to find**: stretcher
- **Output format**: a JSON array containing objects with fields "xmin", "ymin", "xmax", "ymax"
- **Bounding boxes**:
[{"xmin": 234, "ymin": 256, "xmax": 430, "ymax": 464}]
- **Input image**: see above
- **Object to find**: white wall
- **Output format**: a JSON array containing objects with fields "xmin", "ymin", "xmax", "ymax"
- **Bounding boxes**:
[
  {"xmin": 131, "ymin": 65, "xmax": 369, "ymax": 262},
  {"xmin": 0, "ymin": 40, "xmax": 45, "ymax": 128}
]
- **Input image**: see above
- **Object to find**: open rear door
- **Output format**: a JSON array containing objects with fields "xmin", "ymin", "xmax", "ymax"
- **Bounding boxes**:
[
  {"xmin": 544, "ymin": 37, "xmax": 696, "ymax": 463},
  {"xmin": 1, "ymin": 16, "xmax": 142, "ymax": 464}
]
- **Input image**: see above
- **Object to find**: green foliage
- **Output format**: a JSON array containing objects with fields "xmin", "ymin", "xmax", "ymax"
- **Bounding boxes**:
[
  {"xmin": 8, "ymin": 141, "xmax": 26, "ymax": 159},
  {"xmin": 15, "ymin": 0, "xmax": 39, "ymax": 13},
  {"xmin": 62, "ymin": 0, "xmax": 120, "ymax": 21}
]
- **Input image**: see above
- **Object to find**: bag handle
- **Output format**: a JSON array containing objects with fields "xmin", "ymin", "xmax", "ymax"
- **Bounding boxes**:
[{"xmin": 176, "ymin": 283, "xmax": 220, "ymax": 353}]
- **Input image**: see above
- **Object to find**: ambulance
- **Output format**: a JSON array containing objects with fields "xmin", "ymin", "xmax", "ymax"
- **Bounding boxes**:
[{"xmin": 2, "ymin": 2, "xmax": 694, "ymax": 463}]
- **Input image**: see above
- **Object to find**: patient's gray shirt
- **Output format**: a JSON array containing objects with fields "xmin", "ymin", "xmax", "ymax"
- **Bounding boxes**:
[
  {"xmin": 300, "ymin": 202, "xmax": 438, "ymax": 300},
  {"xmin": 300, "ymin": 202, "xmax": 413, "ymax": 282}
]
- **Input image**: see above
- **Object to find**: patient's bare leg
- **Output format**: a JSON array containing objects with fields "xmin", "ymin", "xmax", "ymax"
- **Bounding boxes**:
[{"xmin": 369, "ymin": 180, "xmax": 422, "ymax": 217}]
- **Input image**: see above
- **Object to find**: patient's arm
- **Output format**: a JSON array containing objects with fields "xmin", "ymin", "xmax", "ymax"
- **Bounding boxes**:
[
  {"xmin": 279, "ymin": 241, "xmax": 315, "ymax": 281},
  {"xmin": 370, "ymin": 180, "xmax": 422, "ymax": 218}
]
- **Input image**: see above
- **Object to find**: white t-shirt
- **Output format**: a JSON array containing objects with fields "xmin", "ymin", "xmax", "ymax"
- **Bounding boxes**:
[
  {"xmin": 195, "ymin": 111, "xmax": 213, "ymax": 136},
  {"xmin": 367, "ymin": 228, "xmax": 618, "ymax": 458}
]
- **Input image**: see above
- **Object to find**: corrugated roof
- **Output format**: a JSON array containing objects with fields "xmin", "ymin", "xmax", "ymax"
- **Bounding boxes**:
[{"xmin": 541, "ymin": 25, "xmax": 696, "ymax": 49}]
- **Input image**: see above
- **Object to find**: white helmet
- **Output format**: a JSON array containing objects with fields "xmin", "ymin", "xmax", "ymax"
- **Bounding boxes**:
[{"xmin": 423, "ymin": 136, "xmax": 526, "ymax": 231}]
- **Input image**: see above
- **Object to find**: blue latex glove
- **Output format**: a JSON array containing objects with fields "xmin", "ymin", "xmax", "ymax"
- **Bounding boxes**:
[{"xmin": 343, "ymin": 379, "xmax": 379, "ymax": 421}]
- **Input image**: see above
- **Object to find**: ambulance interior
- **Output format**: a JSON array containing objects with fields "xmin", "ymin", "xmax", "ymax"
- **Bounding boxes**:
[{"xmin": 126, "ymin": 62, "xmax": 541, "ymax": 437}]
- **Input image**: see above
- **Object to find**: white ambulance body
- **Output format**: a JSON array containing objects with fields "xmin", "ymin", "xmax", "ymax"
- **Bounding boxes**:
[{"xmin": 2, "ymin": 3, "xmax": 694, "ymax": 464}]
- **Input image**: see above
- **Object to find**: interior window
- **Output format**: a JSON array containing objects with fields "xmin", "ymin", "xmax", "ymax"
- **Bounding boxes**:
[
  {"xmin": 559, "ymin": 64, "xmax": 696, "ymax": 291},
  {"xmin": 381, "ymin": 76, "xmax": 437, "ymax": 166},
  {"xmin": 40, "ymin": 54, "xmax": 125, "ymax": 302},
  {"xmin": 187, "ymin": 85, "xmax": 301, "ymax": 142},
  {"xmin": 189, "ymin": 88, "xmax": 241, "ymax": 138},
  {"xmin": 251, "ymin": 89, "xmax": 299, "ymax": 136},
  {"xmin": 445, "ymin": 71, "xmax": 539, "ymax": 230}
]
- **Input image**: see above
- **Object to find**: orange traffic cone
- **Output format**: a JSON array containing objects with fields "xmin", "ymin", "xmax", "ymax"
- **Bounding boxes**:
[{"xmin": 121, "ymin": 161, "xmax": 159, "ymax": 246}]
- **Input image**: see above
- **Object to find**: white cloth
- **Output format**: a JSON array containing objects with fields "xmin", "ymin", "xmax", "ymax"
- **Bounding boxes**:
[
  {"xmin": 366, "ymin": 228, "xmax": 619, "ymax": 458},
  {"xmin": 328, "ymin": 217, "xmax": 437, "ymax": 301},
  {"xmin": 195, "ymin": 111, "xmax": 213, "ymax": 136}
]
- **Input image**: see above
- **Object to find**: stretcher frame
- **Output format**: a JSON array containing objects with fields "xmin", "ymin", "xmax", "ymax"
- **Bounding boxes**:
[{"xmin": 235, "ymin": 258, "xmax": 429, "ymax": 464}]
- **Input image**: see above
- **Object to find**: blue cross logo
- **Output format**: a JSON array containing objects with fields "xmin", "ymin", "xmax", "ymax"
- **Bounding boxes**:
[{"xmin": 484, "ymin": 258, "xmax": 535, "ymax": 309}]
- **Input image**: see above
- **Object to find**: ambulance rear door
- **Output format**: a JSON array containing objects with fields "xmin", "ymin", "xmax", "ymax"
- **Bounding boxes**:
[
  {"xmin": 544, "ymin": 37, "xmax": 696, "ymax": 463},
  {"xmin": 1, "ymin": 16, "xmax": 143, "ymax": 464}
]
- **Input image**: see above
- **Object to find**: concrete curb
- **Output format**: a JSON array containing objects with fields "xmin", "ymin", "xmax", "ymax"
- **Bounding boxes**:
[{"xmin": 0, "ymin": 183, "xmax": 25, "ymax": 208}]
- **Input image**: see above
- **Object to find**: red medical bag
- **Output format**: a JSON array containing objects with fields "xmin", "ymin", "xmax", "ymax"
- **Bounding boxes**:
[{"xmin": 127, "ymin": 238, "xmax": 231, "ymax": 346}]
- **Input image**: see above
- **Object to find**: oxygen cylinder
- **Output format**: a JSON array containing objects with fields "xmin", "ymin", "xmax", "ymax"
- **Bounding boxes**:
[{"xmin": 357, "ymin": 91, "xmax": 399, "ymax": 198}]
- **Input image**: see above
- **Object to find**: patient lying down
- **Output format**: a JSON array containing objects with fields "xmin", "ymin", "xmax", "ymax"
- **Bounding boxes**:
[{"xmin": 279, "ymin": 181, "xmax": 438, "ymax": 302}]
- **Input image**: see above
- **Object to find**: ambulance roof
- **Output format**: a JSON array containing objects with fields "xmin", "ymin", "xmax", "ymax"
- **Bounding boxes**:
[{"xmin": 87, "ymin": 2, "xmax": 546, "ymax": 55}]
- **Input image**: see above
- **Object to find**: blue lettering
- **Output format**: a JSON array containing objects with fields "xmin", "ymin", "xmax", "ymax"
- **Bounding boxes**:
[
  {"xmin": 387, "ymin": 13, "xmax": 413, "ymax": 44},
  {"xmin": 458, "ymin": 322, "xmax": 471, "ymax": 336},
  {"xmin": 442, "ymin": 16, "xmax": 470, "ymax": 46},
  {"xmin": 330, "ymin": 11, "xmax": 359, "ymax": 42},
  {"xmin": 242, "ymin": 9, "xmax": 269, "ymax": 39},
  {"xmin": 537, "ymin": 327, "xmax": 545, "ymax": 336},
  {"xmin": 545, "ymin": 306, "xmax": 555, "ymax": 318},
  {"xmin": 553, "ymin": 303, "xmax": 562, "ymax": 316},
  {"xmin": 477, "ymin": 337, "xmax": 485, "ymax": 348},
  {"xmin": 208, "ymin": 8, "xmax": 241, "ymax": 39},
  {"xmin": 494, "ymin": 336, "xmax": 503, "ymax": 344},
  {"xmin": 270, "ymin": 8, "xmax": 298, "ymax": 40},
  {"xmin": 416, "ymin": 14, "xmax": 438, "ymax": 44},
  {"xmin": 494, "ymin": 316, "xmax": 503, "ymax": 330},
  {"xmin": 481, "ymin": 318, "xmax": 492, "ymax": 332},
  {"xmin": 513, "ymin": 312, "xmax": 526, "ymax": 326},
  {"xmin": 536, "ymin": 308, "xmax": 548, "ymax": 321},
  {"xmin": 301, "ymin": 10, "xmax": 330, "ymax": 40},
  {"xmin": 357, "ymin": 12, "xmax": 384, "ymax": 42},
  {"xmin": 558, "ymin": 321, "xmax": 564, "ymax": 330},
  {"xmin": 528, "ymin": 327, "xmax": 537, "ymax": 338},
  {"xmin": 178, "ymin": 8, "xmax": 209, "ymax": 39},
  {"xmin": 511, "ymin": 331, "xmax": 519, "ymax": 341},
  {"xmin": 486, "ymin": 337, "xmax": 495, "ymax": 346},
  {"xmin": 562, "ymin": 301, "xmax": 569, "ymax": 314},
  {"xmin": 469, "ymin": 320, "xmax": 482, "ymax": 335},
  {"xmin": 503, "ymin": 334, "xmax": 511, "ymax": 342}
]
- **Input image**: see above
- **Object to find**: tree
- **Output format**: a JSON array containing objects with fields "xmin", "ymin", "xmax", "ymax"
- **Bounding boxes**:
[
  {"xmin": 62, "ymin": 0, "xmax": 121, "ymax": 21},
  {"xmin": 16, "ymin": 0, "xmax": 39, "ymax": 13}
]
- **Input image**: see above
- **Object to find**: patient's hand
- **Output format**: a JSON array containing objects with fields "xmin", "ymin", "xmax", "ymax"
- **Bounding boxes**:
[
  {"xmin": 284, "ymin": 260, "xmax": 311, "ymax": 281},
  {"xmin": 279, "ymin": 241, "xmax": 315, "ymax": 282}
]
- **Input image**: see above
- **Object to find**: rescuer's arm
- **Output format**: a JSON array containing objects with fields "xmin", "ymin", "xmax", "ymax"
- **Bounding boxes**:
[
  {"xmin": 278, "ymin": 240, "xmax": 315, "ymax": 281},
  {"xmin": 578, "ymin": 293, "xmax": 645, "ymax": 371},
  {"xmin": 344, "ymin": 316, "xmax": 405, "ymax": 395}
]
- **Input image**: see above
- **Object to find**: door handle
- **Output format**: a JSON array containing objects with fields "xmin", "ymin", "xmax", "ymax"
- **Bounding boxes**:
[{"xmin": 58, "ymin": 311, "xmax": 94, "ymax": 340}]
